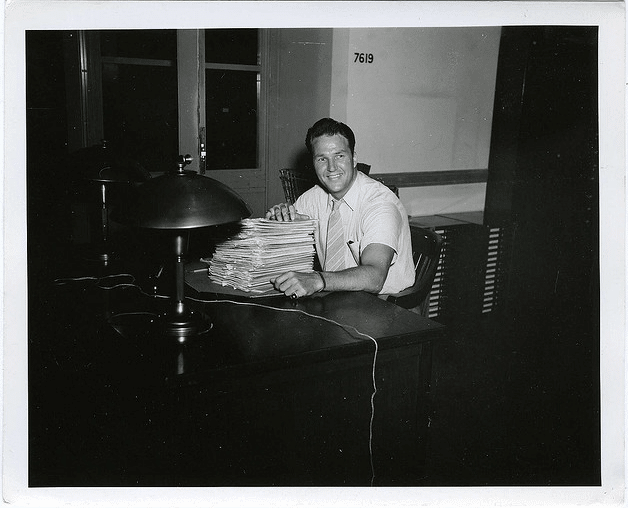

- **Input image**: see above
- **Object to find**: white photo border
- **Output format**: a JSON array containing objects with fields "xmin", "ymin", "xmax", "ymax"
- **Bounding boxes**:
[{"xmin": 3, "ymin": 2, "xmax": 626, "ymax": 507}]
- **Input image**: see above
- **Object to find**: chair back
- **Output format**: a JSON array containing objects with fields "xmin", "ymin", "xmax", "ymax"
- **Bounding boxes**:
[
  {"xmin": 387, "ymin": 226, "xmax": 443, "ymax": 313},
  {"xmin": 279, "ymin": 168, "xmax": 319, "ymax": 204},
  {"xmin": 280, "ymin": 163, "xmax": 372, "ymax": 203},
  {"xmin": 357, "ymin": 163, "xmax": 371, "ymax": 175}
]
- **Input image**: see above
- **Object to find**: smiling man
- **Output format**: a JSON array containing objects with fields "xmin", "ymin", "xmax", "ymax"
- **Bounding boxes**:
[{"xmin": 266, "ymin": 117, "xmax": 415, "ymax": 299}]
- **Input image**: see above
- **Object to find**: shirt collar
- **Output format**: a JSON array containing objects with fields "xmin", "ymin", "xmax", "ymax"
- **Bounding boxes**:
[{"xmin": 327, "ymin": 171, "xmax": 364, "ymax": 212}]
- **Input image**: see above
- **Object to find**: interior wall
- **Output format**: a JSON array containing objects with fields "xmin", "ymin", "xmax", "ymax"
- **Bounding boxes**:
[
  {"xmin": 330, "ymin": 27, "xmax": 501, "ymax": 216},
  {"xmin": 266, "ymin": 28, "xmax": 333, "ymax": 209}
]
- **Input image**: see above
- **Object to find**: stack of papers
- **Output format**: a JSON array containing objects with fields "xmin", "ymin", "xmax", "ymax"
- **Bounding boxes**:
[{"xmin": 208, "ymin": 218, "xmax": 318, "ymax": 293}]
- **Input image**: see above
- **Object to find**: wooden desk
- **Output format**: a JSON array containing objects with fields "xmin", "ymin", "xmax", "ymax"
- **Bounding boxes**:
[{"xmin": 28, "ymin": 260, "xmax": 445, "ymax": 487}]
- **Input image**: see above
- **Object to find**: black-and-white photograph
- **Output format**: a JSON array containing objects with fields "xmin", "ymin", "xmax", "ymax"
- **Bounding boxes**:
[{"xmin": 3, "ymin": 2, "xmax": 626, "ymax": 507}]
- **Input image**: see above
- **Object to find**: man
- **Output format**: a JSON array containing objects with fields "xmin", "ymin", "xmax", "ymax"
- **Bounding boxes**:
[{"xmin": 266, "ymin": 117, "xmax": 415, "ymax": 299}]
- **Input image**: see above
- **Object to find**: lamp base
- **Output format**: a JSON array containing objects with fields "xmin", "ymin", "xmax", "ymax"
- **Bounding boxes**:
[
  {"xmin": 160, "ymin": 310, "xmax": 213, "ymax": 344},
  {"xmin": 93, "ymin": 250, "xmax": 115, "ymax": 264},
  {"xmin": 76, "ymin": 243, "xmax": 117, "ymax": 265},
  {"xmin": 107, "ymin": 310, "xmax": 212, "ymax": 345}
]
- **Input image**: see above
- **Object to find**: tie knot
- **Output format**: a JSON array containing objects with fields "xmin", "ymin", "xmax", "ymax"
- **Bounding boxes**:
[{"xmin": 331, "ymin": 198, "xmax": 342, "ymax": 211}]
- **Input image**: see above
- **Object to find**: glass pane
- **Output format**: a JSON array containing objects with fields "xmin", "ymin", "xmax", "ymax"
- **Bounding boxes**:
[
  {"xmin": 100, "ymin": 30, "xmax": 177, "ymax": 60},
  {"xmin": 102, "ymin": 63, "xmax": 179, "ymax": 173},
  {"xmin": 205, "ymin": 29, "xmax": 258, "ymax": 65},
  {"xmin": 205, "ymin": 69, "xmax": 258, "ymax": 169},
  {"xmin": 26, "ymin": 31, "xmax": 67, "ymax": 164}
]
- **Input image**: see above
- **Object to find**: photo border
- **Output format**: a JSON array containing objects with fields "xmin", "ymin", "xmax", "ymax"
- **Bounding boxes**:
[{"xmin": 3, "ymin": 2, "xmax": 626, "ymax": 506}]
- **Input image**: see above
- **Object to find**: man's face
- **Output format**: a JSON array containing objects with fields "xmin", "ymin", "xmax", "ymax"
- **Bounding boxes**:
[{"xmin": 311, "ymin": 134, "xmax": 358, "ymax": 200}]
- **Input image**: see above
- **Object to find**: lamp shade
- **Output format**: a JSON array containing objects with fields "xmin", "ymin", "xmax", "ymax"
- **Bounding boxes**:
[
  {"xmin": 112, "ymin": 169, "xmax": 252, "ymax": 229},
  {"xmin": 69, "ymin": 141, "xmax": 151, "ymax": 184}
]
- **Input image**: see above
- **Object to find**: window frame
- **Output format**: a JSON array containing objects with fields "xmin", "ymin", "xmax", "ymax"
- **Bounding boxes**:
[
  {"xmin": 69, "ymin": 28, "xmax": 268, "ymax": 176},
  {"xmin": 178, "ymin": 28, "xmax": 266, "ymax": 175}
]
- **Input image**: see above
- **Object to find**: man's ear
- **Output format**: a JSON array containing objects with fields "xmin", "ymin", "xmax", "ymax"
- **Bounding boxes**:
[{"xmin": 353, "ymin": 151, "xmax": 358, "ymax": 168}]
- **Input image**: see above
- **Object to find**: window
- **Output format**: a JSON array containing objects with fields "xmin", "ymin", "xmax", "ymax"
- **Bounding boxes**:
[
  {"xmin": 204, "ymin": 29, "xmax": 260, "ymax": 170},
  {"xmin": 97, "ymin": 29, "xmax": 260, "ymax": 173},
  {"xmin": 100, "ymin": 30, "xmax": 178, "ymax": 174}
]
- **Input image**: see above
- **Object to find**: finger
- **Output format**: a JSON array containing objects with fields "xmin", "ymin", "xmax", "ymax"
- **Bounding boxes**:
[
  {"xmin": 270, "ymin": 205, "xmax": 285, "ymax": 221},
  {"xmin": 286, "ymin": 280, "xmax": 306, "ymax": 299},
  {"xmin": 288, "ymin": 204, "xmax": 296, "ymax": 221},
  {"xmin": 273, "ymin": 272, "xmax": 290, "ymax": 287},
  {"xmin": 280, "ymin": 204, "xmax": 291, "ymax": 221},
  {"xmin": 270, "ymin": 274, "xmax": 286, "ymax": 291}
]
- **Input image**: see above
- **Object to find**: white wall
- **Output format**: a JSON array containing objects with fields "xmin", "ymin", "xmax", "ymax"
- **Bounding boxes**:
[{"xmin": 330, "ymin": 27, "xmax": 501, "ymax": 216}]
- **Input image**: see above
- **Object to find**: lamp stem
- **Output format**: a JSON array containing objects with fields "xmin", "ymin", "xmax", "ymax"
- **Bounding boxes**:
[
  {"xmin": 101, "ymin": 183, "xmax": 110, "ymax": 243},
  {"xmin": 161, "ymin": 231, "xmax": 211, "ymax": 343},
  {"xmin": 173, "ymin": 232, "xmax": 187, "ymax": 317}
]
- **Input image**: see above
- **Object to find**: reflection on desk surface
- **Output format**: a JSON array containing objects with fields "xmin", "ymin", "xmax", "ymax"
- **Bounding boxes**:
[{"xmin": 29, "ymin": 255, "xmax": 444, "ymax": 487}]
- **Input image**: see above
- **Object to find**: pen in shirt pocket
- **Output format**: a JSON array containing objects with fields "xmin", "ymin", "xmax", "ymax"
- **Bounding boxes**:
[{"xmin": 347, "ymin": 240, "xmax": 360, "ymax": 265}]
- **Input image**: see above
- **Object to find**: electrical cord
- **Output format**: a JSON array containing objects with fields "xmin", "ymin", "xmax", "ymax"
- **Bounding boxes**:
[
  {"xmin": 187, "ymin": 294, "xmax": 379, "ymax": 486},
  {"xmin": 53, "ymin": 273, "xmax": 170, "ymax": 298}
]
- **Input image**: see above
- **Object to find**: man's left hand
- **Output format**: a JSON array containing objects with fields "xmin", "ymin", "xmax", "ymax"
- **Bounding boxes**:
[{"xmin": 270, "ymin": 271, "xmax": 324, "ymax": 298}]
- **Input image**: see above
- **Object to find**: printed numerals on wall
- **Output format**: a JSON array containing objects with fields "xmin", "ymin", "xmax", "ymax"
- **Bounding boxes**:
[{"xmin": 353, "ymin": 53, "xmax": 374, "ymax": 63}]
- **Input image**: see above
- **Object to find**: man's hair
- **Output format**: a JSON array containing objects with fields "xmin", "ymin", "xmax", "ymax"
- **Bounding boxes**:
[{"xmin": 305, "ymin": 118, "xmax": 356, "ymax": 156}]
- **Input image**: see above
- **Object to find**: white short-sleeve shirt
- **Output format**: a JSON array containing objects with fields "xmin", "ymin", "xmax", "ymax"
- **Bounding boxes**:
[{"xmin": 294, "ymin": 171, "xmax": 415, "ymax": 295}]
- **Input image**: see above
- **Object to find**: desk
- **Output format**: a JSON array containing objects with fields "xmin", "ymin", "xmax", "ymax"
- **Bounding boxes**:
[{"xmin": 28, "ymin": 258, "xmax": 445, "ymax": 487}]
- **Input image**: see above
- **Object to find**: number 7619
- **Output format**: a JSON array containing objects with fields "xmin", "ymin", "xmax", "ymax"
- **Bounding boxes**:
[{"xmin": 354, "ymin": 53, "xmax": 374, "ymax": 63}]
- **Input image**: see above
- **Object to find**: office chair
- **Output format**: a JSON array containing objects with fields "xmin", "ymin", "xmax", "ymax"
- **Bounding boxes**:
[
  {"xmin": 376, "ymin": 179, "xmax": 399, "ymax": 197},
  {"xmin": 279, "ymin": 168, "xmax": 318, "ymax": 204},
  {"xmin": 279, "ymin": 163, "xmax": 376, "ymax": 203},
  {"xmin": 356, "ymin": 162, "xmax": 371, "ymax": 175},
  {"xmin": 387, "ymin": 226, "xmax": 443, "ymax": 398},
  {"xmin": 387, "ymin": 226, "xmax": 443, "ymax": 315}
]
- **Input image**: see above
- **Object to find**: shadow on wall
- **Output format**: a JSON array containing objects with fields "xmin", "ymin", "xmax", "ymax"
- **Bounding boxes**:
[{"xmin": 290, "ymin": 148, "xmax": 314, "ymax": 174}]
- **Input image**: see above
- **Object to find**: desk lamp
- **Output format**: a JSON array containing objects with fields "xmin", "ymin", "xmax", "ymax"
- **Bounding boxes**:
[
  {"xmin": 70, "ymin": 140, "xmax": 150, "ymax": 264},
  {"xmin": 112, "ymin": 154, "xmax": 251, "ymax": 342}
]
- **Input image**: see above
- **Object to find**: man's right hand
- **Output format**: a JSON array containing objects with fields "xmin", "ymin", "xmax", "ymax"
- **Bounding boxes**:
[{"xmin": 265, "ymin": 203, "xmax": 308, "ymax": 221}]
